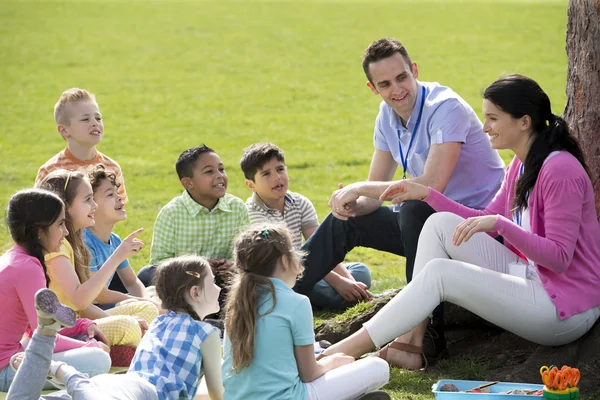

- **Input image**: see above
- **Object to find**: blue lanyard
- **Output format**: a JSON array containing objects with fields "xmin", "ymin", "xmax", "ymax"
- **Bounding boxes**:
[
  {"xmin": 397, "ymin": 86, "xmax": 426, "ymax": 179},
  {"xmin": 515, "ymin": 163, "xmax": 525, "ymax": 226}
]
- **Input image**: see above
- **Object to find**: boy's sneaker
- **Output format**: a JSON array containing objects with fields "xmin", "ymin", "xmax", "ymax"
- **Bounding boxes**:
[
  {"xmin": 357, "ymin": 390, "xmax": 391, "ymax": 400},
  {"xmin": 34, "ymin": 288, "xmax": 76, "ymax": 330}
]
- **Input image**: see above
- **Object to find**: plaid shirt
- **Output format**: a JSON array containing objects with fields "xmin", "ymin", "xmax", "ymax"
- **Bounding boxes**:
[
  {"xmin": 128, "ymin": 311, "xmax": 218, "ymax": 400},
  {"xmin": 150, "ymin": 191, "xmax": 250, "ymax": 265}
]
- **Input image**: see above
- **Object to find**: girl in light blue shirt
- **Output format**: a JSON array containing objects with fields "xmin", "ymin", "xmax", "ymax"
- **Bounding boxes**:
[{"xmin": 222, "ymin": 224, "xmax": 390, "ymax": 400}]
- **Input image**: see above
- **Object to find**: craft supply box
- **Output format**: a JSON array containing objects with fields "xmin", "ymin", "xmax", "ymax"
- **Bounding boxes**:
[{"xmin": 432, "ymin": 379, "xmax": 545, "ymax": 399}]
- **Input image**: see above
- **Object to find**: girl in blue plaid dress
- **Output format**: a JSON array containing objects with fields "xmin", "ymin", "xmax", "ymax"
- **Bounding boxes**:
[
  {"xmin": 8, "ymin": 256, "xmax": 225, "ymax": 400},
  {"xmin": 222, "ymin": 224, "xmax": 390, "ymax": 400}
]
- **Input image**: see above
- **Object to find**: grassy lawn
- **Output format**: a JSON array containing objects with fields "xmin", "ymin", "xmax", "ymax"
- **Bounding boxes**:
[{"xmin": 0, "ymin": 0, "xmax": 569, "ymax": 398}]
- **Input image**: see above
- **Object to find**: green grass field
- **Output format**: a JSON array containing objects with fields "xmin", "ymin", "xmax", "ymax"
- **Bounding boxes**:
[{"xmin": 1, "ymin": 0, "xmax": 569, "ymax": 398}]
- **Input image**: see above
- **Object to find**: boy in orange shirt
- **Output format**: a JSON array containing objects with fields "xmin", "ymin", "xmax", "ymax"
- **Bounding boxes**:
[
  {"xmin": 35, "ymin": 88, "xmax": 128, "ymax": 203},
  {"xmin": 36, "ymin": 88, "xmax": 129, "ymax": 293}
]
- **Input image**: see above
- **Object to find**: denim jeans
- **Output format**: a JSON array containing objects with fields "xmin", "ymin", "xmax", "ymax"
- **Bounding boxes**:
[{"xmin": 307, "ymin": 262, "xmax": 371, "ymax": 310}]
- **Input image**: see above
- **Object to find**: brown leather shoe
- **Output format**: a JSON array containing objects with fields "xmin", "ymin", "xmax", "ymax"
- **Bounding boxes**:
[{"xmin": 422, "ymin": 325, "xmax": 448, "ymax": 361}]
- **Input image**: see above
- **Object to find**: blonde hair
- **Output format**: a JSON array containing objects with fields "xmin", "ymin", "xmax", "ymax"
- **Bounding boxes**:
[
  {"xmin": 35, "ymin": 169, "xmax": 92, "ymax": 283},
  {"xmin": 224, "ymin": 224, "xmax": 302, "ymax": 374},
  {"xmin": 54, "ymin": 88, "xmax": 96, "ymax": 125}
]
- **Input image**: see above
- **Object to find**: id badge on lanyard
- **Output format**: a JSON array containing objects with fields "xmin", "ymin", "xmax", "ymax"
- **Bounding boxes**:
[
  {"xmin": 514, "ymin": 163, "xmax": 525, "ymax": 226},
  {"xmin": 398, "ymin": 86, "xmax": 426, "ymax": 179}
]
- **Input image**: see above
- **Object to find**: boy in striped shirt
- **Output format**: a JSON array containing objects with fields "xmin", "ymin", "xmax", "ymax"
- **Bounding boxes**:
[
  {"xmin": 241, "ymin": 142, "xmax": 373, "ymax": 310},
  {"xmin": 35, "ymin": 88, "xmax": 128, "ymax": 204}
]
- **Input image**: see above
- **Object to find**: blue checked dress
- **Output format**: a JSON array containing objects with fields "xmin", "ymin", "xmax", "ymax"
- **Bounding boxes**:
[{"xmin": 129, "ymin": 310, "xmax": 217, "ymax": 400}]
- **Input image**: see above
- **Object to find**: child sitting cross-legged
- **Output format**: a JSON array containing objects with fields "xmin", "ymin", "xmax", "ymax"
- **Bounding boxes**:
[
  {"xmin": 240, "ymin": 143, "xmax": 373, "ymax": 310},
  {"xmin": 8, "ymin": 256, "xmax": 224, "ymax": 399},
  {"xmin": 222, "ymin": 224, "xmax": 390, "ymax": 400},
  {"xmin": 0, "ymin": 189, "xmax": 110, "ymax": 393},
  {"xmin": 83, "ymin": 165, "xmax": 149, "ymax": 303},
  {"xmin": 138, "ymin": 145, "xmax": 250, "ymax": 316},
  {"xmin": 36, "ymin": 170, "xmax": 159, "ymax": 354}
]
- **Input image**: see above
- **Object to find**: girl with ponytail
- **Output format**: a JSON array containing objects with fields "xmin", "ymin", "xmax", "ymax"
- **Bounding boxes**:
[
  {"xmin": 0, "ymin": 189, "xmax": 110, "ymax": 392},
  {"xmin": 223, "ymin": 224, "xmax": 391, "ymax": 400},
  {"xmin": 320, "ymin": 74, "xmax": 600, "ymax": 370}
]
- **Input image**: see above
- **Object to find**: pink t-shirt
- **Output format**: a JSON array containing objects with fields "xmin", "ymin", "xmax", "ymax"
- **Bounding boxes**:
[{"xmin": 0, "ymin": 246, "xmax": 99, "ymax": 370}]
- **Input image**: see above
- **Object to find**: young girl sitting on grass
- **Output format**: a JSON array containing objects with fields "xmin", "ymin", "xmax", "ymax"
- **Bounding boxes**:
[
  {"xmin": 36, "ymin": 170, "xmax": 158, "ymax": 349},
  {"xmin": 8, "ymin": 255, "xmax": 224, "ymax": 400},
  {"xmin": 222, "ymin": 224, "xmax": 390, "ymax": 400},
  {"xmin": 0, "ymin": 189, "xmax": 110, "ymax": 392}
]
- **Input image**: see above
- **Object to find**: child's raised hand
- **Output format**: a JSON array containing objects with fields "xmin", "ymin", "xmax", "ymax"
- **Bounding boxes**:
[{"xmin": 115, "ymin": 228, "xmax": 145, "ymax": 260}]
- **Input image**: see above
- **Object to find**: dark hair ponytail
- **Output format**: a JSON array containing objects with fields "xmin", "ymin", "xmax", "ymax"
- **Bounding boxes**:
[
  {"xmin": 6, "ymin": 189, "xmax": 65, "ymax": 286},
  {"xmin": 483, "ymin": 74, "xmax": 589, "ymax": 210}
]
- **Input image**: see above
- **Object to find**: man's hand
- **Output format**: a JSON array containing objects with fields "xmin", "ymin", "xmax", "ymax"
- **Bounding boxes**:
[
  {"xmin": 328, "ymin": 184, "xmax": 359, "ymax": 220},
  {"xmin": 330, "ymin": 277, "xmax": 373, "ymax": 303}
]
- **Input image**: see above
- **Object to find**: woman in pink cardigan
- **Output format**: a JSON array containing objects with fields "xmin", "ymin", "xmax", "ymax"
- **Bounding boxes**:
[
  {"xmin": 321, "ymin": 74, "xmax": 600, "ymax": 370},
  {"xmin": 0, "ymin": 189, "xmax": 110, "ymax": 392}
]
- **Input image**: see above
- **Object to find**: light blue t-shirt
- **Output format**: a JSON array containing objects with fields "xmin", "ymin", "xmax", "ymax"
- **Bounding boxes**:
[
  {"xmin": 83, "ymin": 229, "xmax": 129, "ymax": 287},
  {"xmin": 222, "ymin": 278, "xmax": 314, "ymax": 400},
  {"xmin": 374, "ymin": 81, "xmax": 505, "ymax": 209}
]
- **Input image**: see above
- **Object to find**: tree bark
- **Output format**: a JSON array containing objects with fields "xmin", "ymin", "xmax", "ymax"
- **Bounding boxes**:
[{"xmin": 564, "ymin": 0, "xmax": 600, "ymax": 215}]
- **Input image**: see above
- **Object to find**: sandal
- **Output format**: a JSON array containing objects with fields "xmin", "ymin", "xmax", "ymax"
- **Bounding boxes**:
[
  {"xmin": 375, "ymin": 341, "xmax": 428, "ymax": 371},
  {"xmin": 35, "ymin": 288, "xmax": 76, "ymax": 331},
  {"xmin": 9, "ymin": 352, "xmax": 66, "ymax": 389}
]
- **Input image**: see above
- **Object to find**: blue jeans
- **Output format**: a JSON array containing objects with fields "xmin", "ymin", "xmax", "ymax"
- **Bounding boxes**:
[{"xmin": 307, "ymin": 262, "xmax": 371, "ymax": 310}]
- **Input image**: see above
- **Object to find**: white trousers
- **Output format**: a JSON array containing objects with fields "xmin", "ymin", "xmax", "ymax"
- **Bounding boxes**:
[
  {"xmin": 306, "ymin": 357, "xmax": 389, "ymax": 400},
  {"xmin": 364, "ymin": 212, "xmax": 600, "ymax": 348}
]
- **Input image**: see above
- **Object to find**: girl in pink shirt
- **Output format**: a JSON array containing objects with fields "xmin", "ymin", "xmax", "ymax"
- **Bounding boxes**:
[
  {"xmin": 321, "ymin": 74, "xmax": 600, "ymax": 370},
  {"xmin": 0, "ymin": 189, "xmax": 110, "ymax": 392}
]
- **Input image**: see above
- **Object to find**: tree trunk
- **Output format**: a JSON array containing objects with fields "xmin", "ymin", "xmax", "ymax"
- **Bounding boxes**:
[{"xmin": 564, "ymin": 0, "xmax": 600, "ymax": 215}]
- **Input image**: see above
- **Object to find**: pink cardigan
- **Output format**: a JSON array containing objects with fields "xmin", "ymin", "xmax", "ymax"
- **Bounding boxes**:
[
  {"xmin": 424, "ymin": 151, "xmax": 600, "ymax": 320},
  {"xmin": 0, "ymin": 246, "xmax": 100, "ymax": 370}
]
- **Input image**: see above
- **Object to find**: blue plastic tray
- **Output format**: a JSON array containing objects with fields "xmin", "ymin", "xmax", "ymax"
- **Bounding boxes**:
[{"xmin": 432, "ymin": 380, "xmax": 544, "ymax": 399}]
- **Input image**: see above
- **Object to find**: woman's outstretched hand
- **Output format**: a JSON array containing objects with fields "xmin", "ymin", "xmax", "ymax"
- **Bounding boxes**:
[
  {"xmin": 453, "ymin": 216, "xmax": 498, "ymax": 246},
  {"xmin": 379, "ymin": 180, "xmax": 429, "ymax": 204}
]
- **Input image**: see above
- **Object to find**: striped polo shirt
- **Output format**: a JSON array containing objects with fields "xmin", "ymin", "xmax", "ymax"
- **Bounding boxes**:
[{"xmin": 245, "ymin": 191, "xmax": 319, "ymax": 249}]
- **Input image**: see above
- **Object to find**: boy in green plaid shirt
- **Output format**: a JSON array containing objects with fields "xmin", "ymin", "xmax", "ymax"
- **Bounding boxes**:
[{"xmin": 137, "ymin": 145, "xmax": 250, "ymax": 293}]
